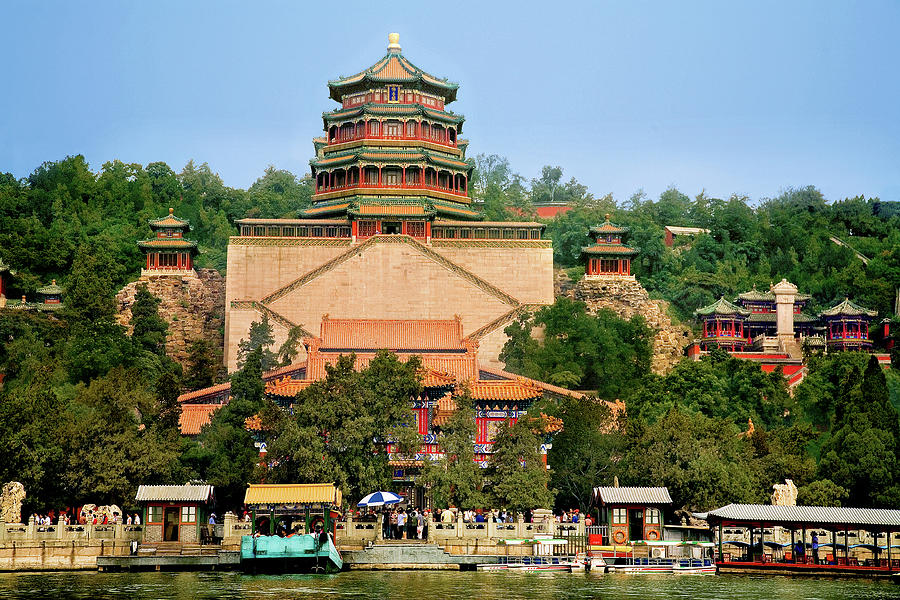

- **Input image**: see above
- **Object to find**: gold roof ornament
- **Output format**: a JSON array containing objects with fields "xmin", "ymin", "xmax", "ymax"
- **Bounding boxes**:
[{"xmin": 387, "ymin": 32, "xmax": 401, "ymax": 53}]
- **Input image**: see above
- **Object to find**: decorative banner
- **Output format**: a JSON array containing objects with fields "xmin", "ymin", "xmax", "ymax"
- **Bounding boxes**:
[{"xmin": 387, "ymin": 85, "xmax": 400, "ymax": 103}]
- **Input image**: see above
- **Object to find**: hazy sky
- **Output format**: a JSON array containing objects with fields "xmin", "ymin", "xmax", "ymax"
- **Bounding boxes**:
[{"xmin": 2, "ymin": 1, "xmax": 899, "ymax": 204}]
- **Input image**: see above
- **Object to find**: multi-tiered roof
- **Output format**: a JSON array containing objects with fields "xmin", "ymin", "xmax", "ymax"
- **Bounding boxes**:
[{"xmin": 305, "ymin": 33, "xmax": 477, "ymax": 223}]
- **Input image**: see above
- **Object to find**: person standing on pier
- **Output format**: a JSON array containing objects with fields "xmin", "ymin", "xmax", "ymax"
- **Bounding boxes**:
[{"xmin": 812, "ymin": 533, "xmax": 819, "ymax": 564}]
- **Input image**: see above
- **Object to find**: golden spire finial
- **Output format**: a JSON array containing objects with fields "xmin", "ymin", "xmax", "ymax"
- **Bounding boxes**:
[
  {"xmin": 387, "ymin": 32, "xmax": 401, "ymax": 53},
  {"xmin": 169, "ymin": 207, "xmax": 174, "ymax": 215},
  {"xmin": 605, "ymin": 213, "xmax": 611, "ymax": 221}
]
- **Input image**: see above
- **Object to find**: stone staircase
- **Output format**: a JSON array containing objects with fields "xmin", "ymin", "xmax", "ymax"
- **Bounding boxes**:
[
  {"xmin": 137, "ymin": 542, "xmax": 220, "ymax": 556},
  {"xmin": 341, "ymin": 542, "xmax": 483, "ymax": 568}
]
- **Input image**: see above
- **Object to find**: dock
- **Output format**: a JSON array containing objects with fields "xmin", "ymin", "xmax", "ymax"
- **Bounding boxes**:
[{"xmin": 97, "ymin": 551, "xmax": 240, "ymax": 572}]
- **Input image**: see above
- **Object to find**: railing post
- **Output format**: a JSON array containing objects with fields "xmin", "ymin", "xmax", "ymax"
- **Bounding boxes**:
[
  {"xmin": 426, "ymin": 513, "xmax": 435, "ymax": 543},
  {"xmin": 457, "ymin": 513, "xmax": 464, "ymax": 539},
  {"xmin": 57, "ymin": 516, "xmax": 66, "ymax": 540},
  {"xmin": 487, "ymin": 515, "xmax": 496, "ymax": 539},
  {"xmin": 223, "ymin": 511, "xmax": 236, "ymax": 538},
  {"xmin": 516, "ymin": 514, "xmax": 525, "ymax": 538},
  {"xmin": 27, "ymin": 515, "xmax": 36, "ymax": 539},
  {"xmin": 0, "ymin": 519, "xmax": 6, "ymax": 542},
  {"xmin": 115, "ymin": 522, "xmax": 124, "ymax": 540}
]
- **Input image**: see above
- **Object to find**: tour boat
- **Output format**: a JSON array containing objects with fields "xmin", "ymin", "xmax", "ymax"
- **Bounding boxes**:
[
  {"xmin": 240, "ymin": 531, "xmax": 343, "ymax": 574},
  {"xmin": 476, "ymin": 555, "xmax": 583, "ymax": 572},
  {"xmin": 595, "ymin": 542, "xmax": 717, "ymax": 574}
]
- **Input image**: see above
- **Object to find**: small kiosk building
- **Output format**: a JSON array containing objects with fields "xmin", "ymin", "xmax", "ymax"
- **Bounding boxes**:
[
  {"xmin": 594, "ymin": 486, "xmax": 673, "ymax": 545},
  {"xmin": 135, "ymin": 484, "xmax": 215, "ymax": 544}
]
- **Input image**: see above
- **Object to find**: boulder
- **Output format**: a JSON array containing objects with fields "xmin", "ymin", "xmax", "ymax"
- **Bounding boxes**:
[{"xmin": 0, "ymin": 481, "xmax": 25, "ymax": 523}]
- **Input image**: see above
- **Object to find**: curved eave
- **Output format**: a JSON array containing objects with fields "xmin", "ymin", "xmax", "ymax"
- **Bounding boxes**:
[
  {"xmin": 137, "ymin": 239, "xmax": 199, "ymax": 251},
  {"xmin": 431, "ymin": 200, "xmax": 481, "ymax": 220},
  {"xmin": 311, "ymin": 149, "xmax": 472, "ymax": 171},
  {"xmin": 580, "ymin": 245, "xmax": 639, "ymax": 256},
  {"xmin": 328, "ymin": 76, "xmax": 459, "ymax": 103},
  {"xmin": 322, "ymin": 104, "xmax": 465, "ymax": 127},
  {"xmin": 694, "ymin": 297, "xmax": 751, "ymax": 317}
]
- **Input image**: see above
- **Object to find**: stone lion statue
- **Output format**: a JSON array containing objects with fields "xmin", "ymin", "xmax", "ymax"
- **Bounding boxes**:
[{"xmin": 0, "ymin": 481, "xmax": 26, "ymax": 524}]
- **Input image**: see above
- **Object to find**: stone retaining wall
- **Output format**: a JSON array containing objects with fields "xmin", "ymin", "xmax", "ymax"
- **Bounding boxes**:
[
  {"xmin": 115, "ymin": 269, "xmax": 225, "ymax": 372},
  {"xmin": 573, "ymin": 276, "xmax": 690, "ymax": 374}
]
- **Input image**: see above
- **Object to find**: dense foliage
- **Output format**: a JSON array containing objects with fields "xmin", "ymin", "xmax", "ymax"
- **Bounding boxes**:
[{"xmin": 1, "ymin": 153, "xmax": 898, "ymax": 515}]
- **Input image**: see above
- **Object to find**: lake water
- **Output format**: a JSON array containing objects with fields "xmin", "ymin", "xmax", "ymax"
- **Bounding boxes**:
[{"xmin": 1, "ymin": 570, "xmax": 899, "ymax": 600}]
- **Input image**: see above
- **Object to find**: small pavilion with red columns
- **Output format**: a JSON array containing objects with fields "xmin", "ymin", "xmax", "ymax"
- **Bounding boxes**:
[
  {"xmin": 582, "ymin": 215, "xmax": 639, "ymax": 278},
  {"xmin": 139, "ymin": 208, "xmax": 198, "ymax": 276}
]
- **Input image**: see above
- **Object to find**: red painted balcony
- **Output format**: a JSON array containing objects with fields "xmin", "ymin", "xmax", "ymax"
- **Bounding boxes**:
[
  {"xmin": 327, "ymin": 132, "xmax": 457, "ymax": 149},
  {"xmin": 314, "ymin": 180, "xmax": 469, "ymax": 199}
]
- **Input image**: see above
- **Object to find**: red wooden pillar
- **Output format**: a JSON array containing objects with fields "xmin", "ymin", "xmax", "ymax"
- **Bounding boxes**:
[
  {"xmin": 401, "ymin": 221, "xmax": 408, "ymax": 235},
  {"xmin": 378, "ymin": 167, "xmax": 382, "ymax": 186},
  {"xmin": 351, "ymin": 220, "xmax": 358, "ymax": 240},
  {"xmin": 425, "ymin": 221, "xmax": 432, "ymax": 242},
  {"xmin": 402, "ymin": 167, "xmax": 406, "ymax": 186},
  {"xmin": 702, "ymin": 321, "xmax": 707, "ymax": 338}
]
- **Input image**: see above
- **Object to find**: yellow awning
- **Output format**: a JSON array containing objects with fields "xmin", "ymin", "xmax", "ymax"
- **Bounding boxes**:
[{"xmin": 244, "ymin": 483, "xmax": 342, "ymax": 506}]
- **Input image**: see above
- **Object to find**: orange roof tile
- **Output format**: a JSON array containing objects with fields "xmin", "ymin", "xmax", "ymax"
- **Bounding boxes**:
[
  {"xmin": 477, "ymin": 366, "xmax": 588, "ymax": 400},
  {"xmin": 357, "ymin": 204, "xmax": 427, "ymax": 216},
  {"xmin": 305, "ymin": 352, "xmax": 477, "ymax": 383},
  {"xmin": 432, "ymin": 392, "xmax": 456, "ymax": 426},
  {"xmin": 179, "ymin": 403, "xmax": 222, "ymax": 435},
  {"xmin": 137, "ymin": 239, "xmax": 197, "ymax": 249},
  {"xmin": 468, "ymin": 380, "xmax": 544, "ymax": 401},
  {"xmin": 265, "ymin": 376, "xmax": 314, "ymax": 398},
  {"xmin": 178, "ymin": 382, "xmax": 231, "ymax": 403},
  {"xmin": 177, "ymin": 362, "xmax": 307, "ymax": 403},
  {"xmin": 306, "ymin": 202, "xmax": 351, "ymax": 214},
  {"xmin": 319, "ymin": 316, "xmax": 466, "ymax": 350}
]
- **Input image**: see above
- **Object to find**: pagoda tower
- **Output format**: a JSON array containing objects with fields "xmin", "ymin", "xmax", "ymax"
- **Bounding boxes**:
[
  {"xmin": 581, "ymin": 215, "xmax": 639, "ymax": 278},
  {"xmin": 223, "ymin": 34, "xmax": 554, "ymax": 372},
  {"xmin": 138, "ymin": 208, "xmax": 198, "ymax": 276},
  {"xmin": 304, "ymin": 32, "xmax": 477, "ymax": 239}
]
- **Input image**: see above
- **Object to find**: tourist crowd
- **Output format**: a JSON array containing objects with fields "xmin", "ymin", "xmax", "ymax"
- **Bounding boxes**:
[{"xmin": 348, "ymin": 506, "xmax": 593, "ymax": 540}]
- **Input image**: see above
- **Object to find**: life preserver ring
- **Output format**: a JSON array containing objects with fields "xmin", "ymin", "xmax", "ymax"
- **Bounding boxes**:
[
  {"xmin": 646, "ymin": 529, "xmax": 659, "ymax": 540},
  {"xmin": 613, "ymin": 530, "xmax": 626, "ymax": 544}
]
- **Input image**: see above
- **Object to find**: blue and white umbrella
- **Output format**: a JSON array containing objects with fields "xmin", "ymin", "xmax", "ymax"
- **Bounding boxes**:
[{"xmin": 357, "ymin": 491, "xmax": 403, "ymax": 507}]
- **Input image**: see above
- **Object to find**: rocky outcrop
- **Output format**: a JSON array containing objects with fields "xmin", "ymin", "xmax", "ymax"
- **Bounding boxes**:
[
  {"xmin": 573, "ymin": 277, "xmax": 690, "ymax": 375},
  {"xmin": 115, "ymin": 269, "xmax": 225, "ymax": 370},
  {"xmin": 1, "ymin": 481, "xmax": 25, "ymax": 524},
  {"xmin": 771, "ymin": 479, "xmax": 798, "ymax": 506}
]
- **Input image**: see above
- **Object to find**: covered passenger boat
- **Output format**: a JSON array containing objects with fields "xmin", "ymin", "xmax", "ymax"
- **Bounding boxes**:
[
  {"xmin": 240, "ymin": 483, "xmax": 344, "ymax": 573},
  {"xmin": 701, "ymin": 504, "xmax": 900, "ymax": 578}
]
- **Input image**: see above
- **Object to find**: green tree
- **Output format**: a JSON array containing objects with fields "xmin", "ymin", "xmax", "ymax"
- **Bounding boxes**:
[
  {"xmin": 797, "ymin": 479, "xmax": 850, "ymax": 506},
  {"xmin": 548, "ymin": 397, "xmax": 624, "ymax": 512},
  {"xmin": 420, "ymin": 390, "xmax": 485, "ymax": 509},
  {"xmin": 185, "ymin": 339, "xmax": 221, "ymax": 390},
  {"xmin": 198, "ymin": 347, "xmax": 266, "ymax": 508},
  {"xmin": 267, "ymin": 351, "xmax": 423, "ymax": 503},
  {"xmin": 62, "ymin": 245, "xmax": 135, "ymax": 383},
  {"xmin": 236, "ymin": 314, "xmax": 278, "ymax": 371},
  {"xmin": 622, "ymin": 410, "xmax": 762, "ymax": 510},
  {"xmin": 130, "ymin": 284, "xmax": 168, "ymax": 356},
  {"xmin": 500, "ymin": 297, "xmax": 652, "ymax": 396},
  {"xmin": 487, "ymin": 418, "xmax": 554, "ymax": 512},
  {"xmin": 817, "ymin": 355, "xmax": 900, "ymax": 507}
]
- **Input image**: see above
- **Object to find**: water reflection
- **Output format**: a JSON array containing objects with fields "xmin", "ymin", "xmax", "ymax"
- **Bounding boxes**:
[{"xmin": 0, "ymin": 570, "xmax": 898, "ymax": 600}]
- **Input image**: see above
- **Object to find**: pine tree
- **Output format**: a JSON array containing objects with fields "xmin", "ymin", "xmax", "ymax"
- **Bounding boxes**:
[
  {"xmin": 487, "ymin": 418, "xmax": 555, "ymax": 512},
  {"xmin": 236, "ymin": 314, "xmax": 277, "ymax": 371},
  {"xmin": 130, "ymin": 284, "xmax": 168, "ymax": 356}
]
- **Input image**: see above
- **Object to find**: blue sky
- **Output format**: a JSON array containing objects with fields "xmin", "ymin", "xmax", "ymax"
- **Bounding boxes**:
[{"xmin": 2, "ymin": 0, "xmax": 899, "ymax": 204}]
